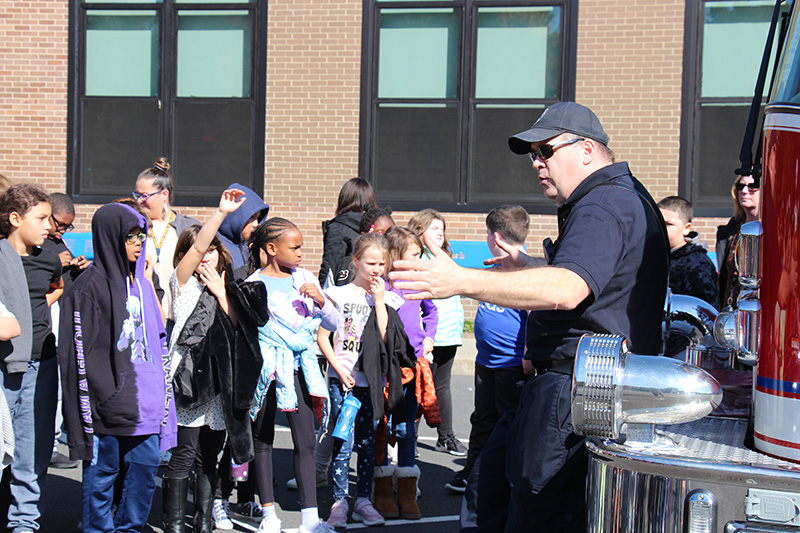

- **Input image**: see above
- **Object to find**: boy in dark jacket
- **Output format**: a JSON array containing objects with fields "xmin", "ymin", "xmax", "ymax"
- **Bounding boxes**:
[
  {"xmin": 658, "ymin": 196, "xmax": 719, "ymax": 309},
  {"xmin": 59, "ymin": 203, "xmax": 177, "ymax": 533}
]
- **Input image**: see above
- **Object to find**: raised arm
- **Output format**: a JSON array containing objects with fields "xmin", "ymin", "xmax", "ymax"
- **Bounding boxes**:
[{"xmin": 175, "ymin": 189, "xmax": 245, "ymax": 288}]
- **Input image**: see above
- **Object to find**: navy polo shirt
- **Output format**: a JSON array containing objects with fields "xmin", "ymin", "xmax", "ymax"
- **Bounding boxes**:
[{"xmin": 526, "ymin": 161, "xmax": 668, "ymax": 363}]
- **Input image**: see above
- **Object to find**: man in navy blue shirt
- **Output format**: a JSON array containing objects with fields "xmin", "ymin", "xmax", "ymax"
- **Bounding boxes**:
[{"xmin": 391, "ymin": 102, "xmax": 668, "ymax": 532}]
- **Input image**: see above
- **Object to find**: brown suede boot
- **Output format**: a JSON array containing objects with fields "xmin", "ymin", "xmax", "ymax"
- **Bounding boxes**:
[
  {"xmin": 396, "ymin": 465, "xmax": 421, "ymax": 520},
  {"xmin": 372, "ymin": 464, "xmax": 399, "ymax": 519}
]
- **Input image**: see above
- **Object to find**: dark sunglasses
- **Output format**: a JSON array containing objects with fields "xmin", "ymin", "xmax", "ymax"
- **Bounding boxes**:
[
  {"xmin": 529, "ymin": 137, "xmax": 585, "ymax": 162},
  {"xmin": 50, "ymin": 214, "xmax": 74, "ymax": 233},
  {"xmin": 125, "ymin": 232, "xmax": 146, "ymax": 244},
  {"xmin": 735, "ymin": 178, "xmax": 760, "ymax": 192}
]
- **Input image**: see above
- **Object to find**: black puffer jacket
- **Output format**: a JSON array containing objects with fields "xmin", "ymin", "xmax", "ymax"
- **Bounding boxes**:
[
  {"xmin": 172, "ymin": 275, "xmax": 268, "ymax": 463},
  {"xmin": 716, "ymin": 217, "xmax": 741, "ymax": 307},
  {"xmin": 318, "ymin": 211, "xmax": 362, "ymax": 285},
  {"xmin": 669, "ymin": 241, "xmax": 719, "ymax": 310}
]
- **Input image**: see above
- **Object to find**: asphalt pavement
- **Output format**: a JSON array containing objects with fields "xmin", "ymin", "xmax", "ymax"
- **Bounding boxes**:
[{"xmin": 39, "ymin": 337, "xmax": 480, "ymax": 532}]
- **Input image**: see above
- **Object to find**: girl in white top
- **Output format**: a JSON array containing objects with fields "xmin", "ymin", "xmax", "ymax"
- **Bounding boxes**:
[
  {"xmin": 133, "ymin": 157, "xmax": 199, "ymax": 322},
  {"xmin": 319, "ymin": 232, "xmax": 404, "ymax": 529},
  {"xmin": 244, "ymin": 217, "xmax": 339, "ymax": 533},
  {"xmin": 162, "ymin": 188, "xmax": 245, "ymax": 533}
]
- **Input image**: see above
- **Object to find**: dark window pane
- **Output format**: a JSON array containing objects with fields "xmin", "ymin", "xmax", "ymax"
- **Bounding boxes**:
[
  {"xmin": 697, "ymin": 103, "xmax": 750, "ymax": 198},
  {"xmin": 172, "ymin": 100, "xmax": 253, "ymax": 198},
  {"xmin": 470, "ymin": 105, "xmax": 548, "ymax": 202},
  {"xmin": 80, "ymin": 99, "xmax": 160, "ymax": 195},
  {"xmin": 374, "ymin": 104, "xmax": 458, "ymax": 201}
]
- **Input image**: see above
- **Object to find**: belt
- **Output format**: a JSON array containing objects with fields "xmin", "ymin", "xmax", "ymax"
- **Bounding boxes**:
[{"xmin": 531, "ymin": 358, "xmax": 574, "ymax": 377}]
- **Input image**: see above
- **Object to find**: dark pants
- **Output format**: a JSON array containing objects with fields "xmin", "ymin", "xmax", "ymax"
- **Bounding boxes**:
[
  {"xmin": 82, "ymin": 434, "xmax": 160, "ymax": 533},
  {"xmin": 460, "ymin": 371, "xmax": 587, "ymax": 533},
  {"xmin": 252, "ymin": 371, "xmax": 317, "ymax": 508},
  {"xmin": 464, "ymin": 363, "xmax": 528, "ymax": 473},
  {"xmin": 430, "ymin": 345, "xmax": 458, "ymax": 437},
  {"xmin": 165, "ymin": 425, "xmax": 226, "ymax": 479},
  {"xmin": 381, "ymin": 381, "xmax": 417, "ymax": 468},
  {"xmin": 215, "ymin": 442, "xmax": 256, "ymax": 502}
]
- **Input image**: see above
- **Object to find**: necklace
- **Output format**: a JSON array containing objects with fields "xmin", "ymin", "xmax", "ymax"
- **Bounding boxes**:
[{"xmin": 149, "ymin": 210, "xmax": 176, "ymax": 265}]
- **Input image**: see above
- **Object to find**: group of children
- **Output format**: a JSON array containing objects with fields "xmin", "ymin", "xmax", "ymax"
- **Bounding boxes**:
[
  {"xmin": 0, "ymin": 170, "xmax": 725, "ymax": 533},
  {"xmin": 0, "ymin": 174, "xmax": 511, "ymax": 533}
]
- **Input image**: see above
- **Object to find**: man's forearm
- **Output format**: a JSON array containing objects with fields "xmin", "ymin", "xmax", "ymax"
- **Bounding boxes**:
[{"xmin": 459, "ymin": 265, "xmax": 590, "ymax": 311}]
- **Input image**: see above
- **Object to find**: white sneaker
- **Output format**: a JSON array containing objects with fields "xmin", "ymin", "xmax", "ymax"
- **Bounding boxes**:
[
  {"xmin": 257, "ymin": 514, "xmax": 283, "ymax": 533},
  {"xmin": 300, "ymin": 519, "xmax": 336, "ymax": 533},
  {"xmin": 213, "ymin": 498, "xmax": 234, "ymax": 530}
]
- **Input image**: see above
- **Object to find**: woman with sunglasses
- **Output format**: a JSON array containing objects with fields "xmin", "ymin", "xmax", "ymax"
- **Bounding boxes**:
[
  {"xmin": 133, "ymin": 158, "xmax": 198, "ymax": 330},
  {"xmin": 716, "ymin": 175, "xmax": 761, "ymax": 307}
]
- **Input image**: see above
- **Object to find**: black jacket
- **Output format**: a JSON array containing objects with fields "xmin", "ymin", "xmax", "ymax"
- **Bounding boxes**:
[
  {"xmin": 172, "ymin": 274, "xmax": 268, "ymax": 463},
  {"xmin": 357, "ymin": 306, "xmax": 416, "ymax": 422},
  {"xmin": 318, "ymin": 212, "xmax": 362, "ymax": 286},
  {"xmin": 716, "ymin": 217, "xmax": 741, "ymax": 306},
  {"xmin": 669, "ymin": 241, "xmax": 719, "ymax": 309}
]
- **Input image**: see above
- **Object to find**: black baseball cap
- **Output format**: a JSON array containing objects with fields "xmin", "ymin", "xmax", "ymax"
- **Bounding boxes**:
[{"xmin": 508, "ymin": 102, "xmax": 609, "ymax": 155}]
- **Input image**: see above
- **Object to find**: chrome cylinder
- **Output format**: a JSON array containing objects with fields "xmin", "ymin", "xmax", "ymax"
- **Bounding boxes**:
[
  {"xmin": 572, "ymin": 334, "xmax": 723, "ymax": 441},
  {"xmin": 737, "ymin": 221, "xmax": 763, "ymax": 290}
]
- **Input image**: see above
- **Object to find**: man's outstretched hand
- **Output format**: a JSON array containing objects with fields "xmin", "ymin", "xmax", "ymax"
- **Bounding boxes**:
[
  {"xmin": 483, "ymin": 235, "xmax": 537, "ymax": 269},
  {"xmin": 389, "ymin": 233, "xmax": 463, "ymax": 300}
]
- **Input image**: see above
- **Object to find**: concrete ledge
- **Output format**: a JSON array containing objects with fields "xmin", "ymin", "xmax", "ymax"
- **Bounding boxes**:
[{"xmin": 452, "ymin": 334, "xmax": 477, "ymax": 377}]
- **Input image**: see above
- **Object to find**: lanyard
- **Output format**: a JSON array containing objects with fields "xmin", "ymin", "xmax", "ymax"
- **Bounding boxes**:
[{"xmin": 149, "ymin": 210, "xmax": 176, "ymax": 265}]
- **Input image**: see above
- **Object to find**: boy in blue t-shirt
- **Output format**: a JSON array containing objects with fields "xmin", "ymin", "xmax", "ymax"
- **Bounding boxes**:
[{"xmin": 444, "ymin": 205, "xmax": 530, "ymax": 494}]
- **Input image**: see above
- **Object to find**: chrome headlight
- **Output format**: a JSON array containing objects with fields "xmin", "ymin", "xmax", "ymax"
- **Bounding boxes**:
[{"xmin": 572, "ymin": 334, "xmax": 723, "ymax": 440}]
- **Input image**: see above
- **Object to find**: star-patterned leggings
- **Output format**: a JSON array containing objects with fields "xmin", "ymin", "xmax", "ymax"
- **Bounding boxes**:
[{"xmin": 329, "ymin": 378, "xmax": 376, "ymax": 501}]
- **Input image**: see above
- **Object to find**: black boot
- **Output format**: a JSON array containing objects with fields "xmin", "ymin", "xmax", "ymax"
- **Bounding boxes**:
[
  {"xmin": 193, "ymin": 473, "xmax": 215, "ymax": 533},
  {"xmin": 162, "ymin": 476, "xmax": 189, "ymax": 533}
]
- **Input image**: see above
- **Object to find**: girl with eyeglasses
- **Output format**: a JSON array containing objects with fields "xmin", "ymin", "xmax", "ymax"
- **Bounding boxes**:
[
  {"xmin": 716, "ymin": 175, "xmax": 761, "ymax": 307},
  {"xmin": 132, "ymin": 158, "xmax": 199, "ymax": 328},
  {"xmin": 59, "ymin": 202, "xmax": 177, "ymax": 533}
]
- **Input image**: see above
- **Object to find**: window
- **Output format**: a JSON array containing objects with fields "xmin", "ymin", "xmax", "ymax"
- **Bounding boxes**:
[
  {"xmin": 359, "ymin": 0, "xmax": 577, "ymax": 212},
  {"xmin": 680, "ymin": 0, "xmax": 784, "ymax": 214},
  {"xmin": 68, "ymin": 0, "xmax": 267, "ymax": 205}
]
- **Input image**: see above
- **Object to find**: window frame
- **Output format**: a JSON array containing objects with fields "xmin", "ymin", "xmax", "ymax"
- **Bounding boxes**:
[
  {"xmin": 67, "ymin": 0, "xmax": 268, "ymax": 207},
  {"xmin": 679, "ymin": 0, "xmax": 779, "ymax": 217},
  {"xmin": 358, "ymin": 0, "xmax": 578, "ymax": 214}
]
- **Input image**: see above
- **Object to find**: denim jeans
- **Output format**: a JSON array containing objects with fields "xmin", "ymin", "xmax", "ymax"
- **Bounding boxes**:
[
  {"xmin": 381, "ymin": 381, "xmax": 417, "ymax": 468},
  {"xmin": 1, "ymin": 357, "xmax": 58, "ymax": 533},
  {"xmin": 329, "ymin": 378, "xmax": 375, "ymax": 501},
  {"xmin": 82, "ymin": 433, "xmax": 160, "ymax": 533}
]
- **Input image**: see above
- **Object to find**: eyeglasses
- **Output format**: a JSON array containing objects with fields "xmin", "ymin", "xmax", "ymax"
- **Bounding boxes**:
[
  {"xmin": 735, "ymin": 179, "xmax": 760, "ymax": 192},
  {"xmin": 125, "ymin": 232, "xmax": 146, "ymax": 244},
  {"xmin": 132, "ymin": 190, "xmax": 164, "ymax": 202},
  {"xmin": 529, "ymin": 137, "xmax": 585, "ymax": 162},
  {"xmin": 50, "ymin": 214, "xmax": 74, "ymax": 234}
]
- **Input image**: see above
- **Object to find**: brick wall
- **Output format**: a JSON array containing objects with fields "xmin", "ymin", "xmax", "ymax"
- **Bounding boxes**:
[
  {"xmin": 0, "ymin": 1, "xmax": 69, "ymax": 192},
  {"xmin": 0, "ymin": 0, "xmax": 732, "ymax": 317}
]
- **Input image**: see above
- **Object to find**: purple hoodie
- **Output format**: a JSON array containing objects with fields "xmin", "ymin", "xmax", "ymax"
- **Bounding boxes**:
[
  {"xmin": 58, "ymin": 203, "xmax": 177, "ymax": 460},
  {"xmin": 386, "ymin": 280, "xmax": 437, "ymax": 359}
]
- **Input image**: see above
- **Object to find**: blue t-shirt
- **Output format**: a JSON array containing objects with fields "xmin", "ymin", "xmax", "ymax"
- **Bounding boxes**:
[{"xmin": 474, "ymin": 302, "xmax": 527, "ymax": 369}]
